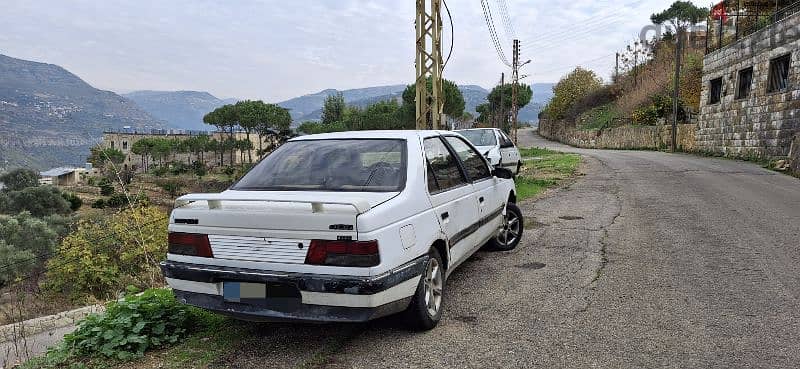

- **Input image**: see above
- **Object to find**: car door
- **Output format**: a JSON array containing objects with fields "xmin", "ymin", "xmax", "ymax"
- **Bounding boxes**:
[
  {"xmin": 498, "ymin": 131, "xmax": 521, "ymax": 172},
  {"xmin": 443, "ymin": 136, "xmax": 504, "ymax": 256},
  {"xmin": 423, "ymin": 137, "xmax": 479, "ymax": 267}
]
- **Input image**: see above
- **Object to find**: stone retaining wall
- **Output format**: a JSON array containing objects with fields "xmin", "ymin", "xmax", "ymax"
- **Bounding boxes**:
[
  {"xmin": 697, "ymin": 11, "xmax": 800, "ymax": 159},
  {"xmin": 791, "ymin": 133, "xmax": 800, "ymax": 175},
  {"xmin": 538, "ymin": 119, "xmax": 697, "ymax": 151}
]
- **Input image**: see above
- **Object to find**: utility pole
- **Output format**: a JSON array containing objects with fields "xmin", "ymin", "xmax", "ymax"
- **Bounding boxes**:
[
  {"xmin": 415, "ymin": 0, "xmax": 444, "ymax": 130},
  {"xmin": 499, "ymin": 72, "xmax": 505, "ymax": 129},
  {"xmin": 511, "ymin": 39, "xmax": 520, "ymax": 143},
  {"xmin": 671, "ymin": 28, "xmax": 682, "ymax": 152},
  {"xmin": 615, "ymin": 52, "xmax": 620, "ymax": 81}
]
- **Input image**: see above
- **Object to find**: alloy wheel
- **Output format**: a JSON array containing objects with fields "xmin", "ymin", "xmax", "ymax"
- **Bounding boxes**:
[{"xmin": 423, "ymin": 258, "xmax": 443, "ymax": 317}]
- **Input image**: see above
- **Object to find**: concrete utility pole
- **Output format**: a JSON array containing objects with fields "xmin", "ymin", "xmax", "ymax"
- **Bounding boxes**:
[
  {"xmin": 615, "ymin": 52, "xmax": 620, "ymax": 81},
  {"xmin": 671, "ymin": 28, "xmax": 682, "ymax": 152},
  {"xmin": 415, "ymin": 0, "xmax": 444, "ymax": 130},
  {"xmin": 511, "ymin": 39, "xmax": 519, "ymax": 143}
]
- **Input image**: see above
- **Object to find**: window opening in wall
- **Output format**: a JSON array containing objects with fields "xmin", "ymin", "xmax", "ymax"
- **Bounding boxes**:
[
  {"xmin": 709, "ymin": 77, "xmax": 723, "ymax": 104},
  {"xmin": 767, "ymin": 54, "xmax": 791, "ymax": 93},
  {"xmin": 736, "ymin": 67, "xmax": 753, "ymax": 99}
]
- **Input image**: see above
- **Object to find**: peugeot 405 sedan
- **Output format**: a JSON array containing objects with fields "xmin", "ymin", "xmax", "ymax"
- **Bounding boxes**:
[
  {"xmin": 161, "ymin": 130, "xmax": 523, "ymax": 330},
  {"xmin": 457, "ymin": 128, "xmax": 523, "ymax": 174}
]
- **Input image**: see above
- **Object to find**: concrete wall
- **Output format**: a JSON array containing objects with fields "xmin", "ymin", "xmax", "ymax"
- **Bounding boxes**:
[
  {"xmin": 538, "ymin": 119, "xmax": 697, "ymax": 151},
  {"xmin": 697, "ymin": 11, "xmax": 800, "ymax": 159}
]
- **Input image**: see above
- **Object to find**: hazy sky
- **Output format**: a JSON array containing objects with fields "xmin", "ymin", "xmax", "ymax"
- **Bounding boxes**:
[{"xmin": 1, "ymin": 0, "xmax": 701, "ymax": 102}]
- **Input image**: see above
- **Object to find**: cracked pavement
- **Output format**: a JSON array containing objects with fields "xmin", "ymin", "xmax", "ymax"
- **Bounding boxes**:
[{"xmin": 208, "ymin": 129, "xmax": 800, "ymax": 369}]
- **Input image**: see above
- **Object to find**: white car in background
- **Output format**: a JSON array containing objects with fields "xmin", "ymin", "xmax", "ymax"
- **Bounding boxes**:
[
  {"xmin": 162, "ymin": 130, "xmax": 523, "ymax": 330},
  {"xmin": 457, "ymin": 128, "xmax": 523, "ymax": 174}
]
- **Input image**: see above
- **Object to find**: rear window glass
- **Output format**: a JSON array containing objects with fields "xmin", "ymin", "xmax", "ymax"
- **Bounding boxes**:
[
  {"xmin": 232, "ymin": 139, "xmax": 406, "ymax": 192},
  {"xmin": 459, "ymin": 130, "xmax": 497, "ymax": 146}
]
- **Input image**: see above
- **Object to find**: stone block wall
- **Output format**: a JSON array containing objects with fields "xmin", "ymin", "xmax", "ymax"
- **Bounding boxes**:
[
  {"xmin": 791, "ymin": 133, "xmax": 800, "ymax": 175},
  {"xmin": 538, "ymin": 119, "xmax": 697, "ymax": 151},
  {"xmin": 697, "ymin": 11, "xmax": 800, "ymax": 159}
]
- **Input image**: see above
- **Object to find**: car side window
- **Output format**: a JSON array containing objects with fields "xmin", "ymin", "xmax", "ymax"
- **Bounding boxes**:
[
  {"xmin": 424, "ymin": 137, "xmax": 467, "ymax": 193},
  {"xmin": 444, "ymin": 136, "xmax": 492, "ymax": 182},
  {"xmin": 499, "ymin": 131, "xmax": 514, "ymax": 148}
]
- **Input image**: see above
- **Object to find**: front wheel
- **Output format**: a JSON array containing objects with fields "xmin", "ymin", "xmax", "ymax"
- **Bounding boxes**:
[
  {"xmin": 403, "ymin": 248, "xmax": 444, "ymax": 331},
  {"xmin": 488, "ymin": 203, "xmax": 524, "ymax": 251}
]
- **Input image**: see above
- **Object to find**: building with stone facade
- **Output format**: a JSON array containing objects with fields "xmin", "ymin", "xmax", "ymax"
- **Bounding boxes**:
[
  {"xmin": 102, "ymin": 129, "xmax": 279, "ymax": 172},
  {"xmin": 698, "ymin": 2, "xmax": 800, "ymax": 160}
]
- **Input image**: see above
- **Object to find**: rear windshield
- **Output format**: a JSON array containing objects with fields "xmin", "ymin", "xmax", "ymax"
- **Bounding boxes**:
[
  {"xmin": 459, "ymin": 130, "xmax": 497, "ymax": 146},
  {"xmin": 232, "ymin": 139, "xmax": 406, "ymax": 192}
]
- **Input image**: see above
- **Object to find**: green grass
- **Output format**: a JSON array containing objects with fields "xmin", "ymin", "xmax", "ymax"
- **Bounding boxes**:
[
  {"xmin": 578, "ymin": 104, "xmax": 620, "ymax": 131},
  {"xmin": 516, "ymin": 147, "xmax": 581, "ymax": 201}
]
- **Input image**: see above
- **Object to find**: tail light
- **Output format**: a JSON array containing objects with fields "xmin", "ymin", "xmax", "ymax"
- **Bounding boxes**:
[
  {"xmin": 305, "ymin": 240, "xmax": 380, "ymax": 267},
  {"xmin": 168, "ymin": 232, "xmax": 213, "ymax": 258}
]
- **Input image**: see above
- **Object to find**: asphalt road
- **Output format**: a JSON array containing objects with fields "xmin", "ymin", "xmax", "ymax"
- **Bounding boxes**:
[{"xmin": 211, "ymin": 129, "xmax": 800, "ymax": 369}]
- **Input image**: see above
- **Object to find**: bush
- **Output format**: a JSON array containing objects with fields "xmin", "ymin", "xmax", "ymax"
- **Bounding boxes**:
[
  {"xmin": 0, "ymin": 212, "xmax": 60, "ymax": 286},
  {"xmin": 0, "ymin": 186, "xmax": 73, "ymax": 217},
  {"xmin": 44, "ymin": 206, "xmax": 168, "ymax": 301},
  {"xmin": 104, "ymin": 192, "xmax": 150, "ymax": 209},
  {"xmin": 61, "ymin": 192, "xmax": 83, "ymax": 211},
  {"xmin": 158, "ymin": 180, "xmax": 183, "ymax": 198},
  {"xmin": 0, "ymin": 168, "xmax": 40, "ymax": 191},
  {"xmin": 543, "ymin": 67, "xmax": 603, "ymax": 120},
  {"xmin": 91, "ymin": 199, "xmax": 106, "ymax": 209},
  {"xmin": 97, "ymin": 179, "xmax": 115, "ymax": 196},
  {"xmin": 63, "ymin": 288, "xmax": 194, "ymax": 360},
  {"xmin": 192, "ymin": 161, "xmax": 207, "ymax": 177}
]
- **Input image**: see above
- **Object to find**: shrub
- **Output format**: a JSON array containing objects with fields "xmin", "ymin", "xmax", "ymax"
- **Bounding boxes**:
[
  {"xmin": 192, "ymin": 161, "xmax": 207, "ymax": 178},
  {"xmin": 97, "ymin": 179, "xmax": 115, "ymax": 196},
  {"xmin": 91, "ymin": 199, "xmax": 106, "ymax": 209},
  {"xmin": 158, "ymin": 180, "xmax": 183, "ymax": 198},
  {"xmin": 44, "ymin": 206, "xmax": 168, "ymax": 301},
  {"xmin": 61, "ymin": 192, "xmax": 83, "ymax": 211},
  {"xmin": 543, "ymin": 67, "xmax": 603, "ymax": 120},
  {"xmin": 0, "ymin": 168, "xmax": 40, "ymax": 191},
  {"xmin": 0, "ymin": 186, "xmax": 73, "ymax": 217},
  {"xmin": 104, "ymin": 192, "xmax": 150, "ymax": 209},
  {"xmin": 63, "ymin": 288, "xmax": 194, "ymax": 360},
  {"xmin": 0, "ymin": 212, "xmax": 60, "ymax": 286}
]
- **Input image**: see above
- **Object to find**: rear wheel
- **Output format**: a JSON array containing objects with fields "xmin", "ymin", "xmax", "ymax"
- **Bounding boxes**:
[
  {"xmin": 489, "ymin": 203, "xmax": 524, "ymax": 251},
  {"xmin": 404, "ymin": 248, "xmax": 444, "ymax": 331}
]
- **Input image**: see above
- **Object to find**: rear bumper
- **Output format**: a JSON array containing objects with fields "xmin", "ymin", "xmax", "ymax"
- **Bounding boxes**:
[{"xmin": 160, "ymin": 256, "xmax": 427, "ymax": 323}]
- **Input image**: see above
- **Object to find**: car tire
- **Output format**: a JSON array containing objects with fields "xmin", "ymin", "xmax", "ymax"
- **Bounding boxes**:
[
  {"xmin": 488, "ymin": 202, "xmax": 524, "ymax": 251},
  {"xmin": 403, "ymin": 248, "xmax": 445, "ymax": 331}
]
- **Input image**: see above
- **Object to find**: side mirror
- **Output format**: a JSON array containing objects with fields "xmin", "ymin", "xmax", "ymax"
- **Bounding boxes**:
[
  {"xmin": 492, "ymin": 167, "xmax": 514, "ymax": 179},
  {"xmin": 500, "ymin": 142, "xmax": 514, "ymax": 149}
]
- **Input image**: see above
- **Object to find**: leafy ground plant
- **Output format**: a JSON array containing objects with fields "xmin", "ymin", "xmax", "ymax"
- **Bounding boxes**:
[{"xmin": 21, "ymin": 288, "xmax": 205, "ymax": 368}]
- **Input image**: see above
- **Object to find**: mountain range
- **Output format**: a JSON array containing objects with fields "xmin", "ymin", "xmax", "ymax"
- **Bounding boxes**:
[
  {"xmin": 0, "ymin": 53, "xmax": 556, "ymax": 170},
  {"xmin": 0, "ymin": 54, "xmax": 163, "ymax": 171},
  {"xmin": 123, "ymin": 90, "xmax": 237, "ymax": 131}
]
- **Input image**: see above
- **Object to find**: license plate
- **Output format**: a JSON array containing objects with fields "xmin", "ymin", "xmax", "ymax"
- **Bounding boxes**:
[{"xmin": 223, "ymin": 282, "xmax": 266, "ymax": 303}]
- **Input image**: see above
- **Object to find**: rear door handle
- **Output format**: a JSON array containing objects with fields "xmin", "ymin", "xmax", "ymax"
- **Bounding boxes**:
[
  {"xmin": 441, "ymin": 212, "xmax": 449, "ymax": 220},
  {"xmin": 479, "ymin": 197, "xmax": 485, "ymax": 203}
]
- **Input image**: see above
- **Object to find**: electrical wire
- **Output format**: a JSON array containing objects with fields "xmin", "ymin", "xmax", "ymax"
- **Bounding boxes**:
[
  {"xmin": 481, "ymin": 0, "xmax": 512, "ymax": 67},
  {"xmin": 495, "ymin": 0, "xmax": 517, "ymax": 43},
  {"xmin": 442, "ymin": 0, "xmax": 455, "ymax": 71}
]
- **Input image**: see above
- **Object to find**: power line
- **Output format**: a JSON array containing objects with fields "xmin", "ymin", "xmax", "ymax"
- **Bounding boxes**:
[
  {"xmin": 495, "ymin": 0, "xmax": 516, "ymax": 43},
  {"xmin": 531, "ymin": 52, "xmax": 617, "ymax": 76},
  {"xmin": 518, "ymin": 0, "xmax": 647, "ymax": 44},
  {"xmin": 481, "ymin": 0, "xmax": 511, "ymax": 67},
  {"xmin": 442, "ymin": 0, "xmax": 455, "ymax": 71}
]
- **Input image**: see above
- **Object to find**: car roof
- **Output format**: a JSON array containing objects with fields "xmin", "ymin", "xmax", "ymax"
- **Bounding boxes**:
[
  {"xmin": 291, "ymin": 130, "xmax": 456, "ymax": 141},
  {"xmin": 455, "ymin": 128, "xmax": 497, "ymax": 132}
]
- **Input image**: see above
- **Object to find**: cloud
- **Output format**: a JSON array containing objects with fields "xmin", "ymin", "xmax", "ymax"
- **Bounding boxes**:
[{"xmin": 1, "ymin": 0, "xmax": 706, "ymax": 101}]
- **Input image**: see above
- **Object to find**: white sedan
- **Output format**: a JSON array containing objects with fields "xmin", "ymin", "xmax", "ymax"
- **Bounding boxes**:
[
  {"xmin": 161, "ymin": 130, "xmax": 523, "ymax": 330},
  {"xmin": 457, "ymin": 128, "xmax": 523, "ymax": 174}
]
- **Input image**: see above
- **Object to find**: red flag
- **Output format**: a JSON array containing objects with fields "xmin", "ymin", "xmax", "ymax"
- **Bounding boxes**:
[{"xmin": 712, "ymin": 2, "xmax": 728, "ymax": 22}]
